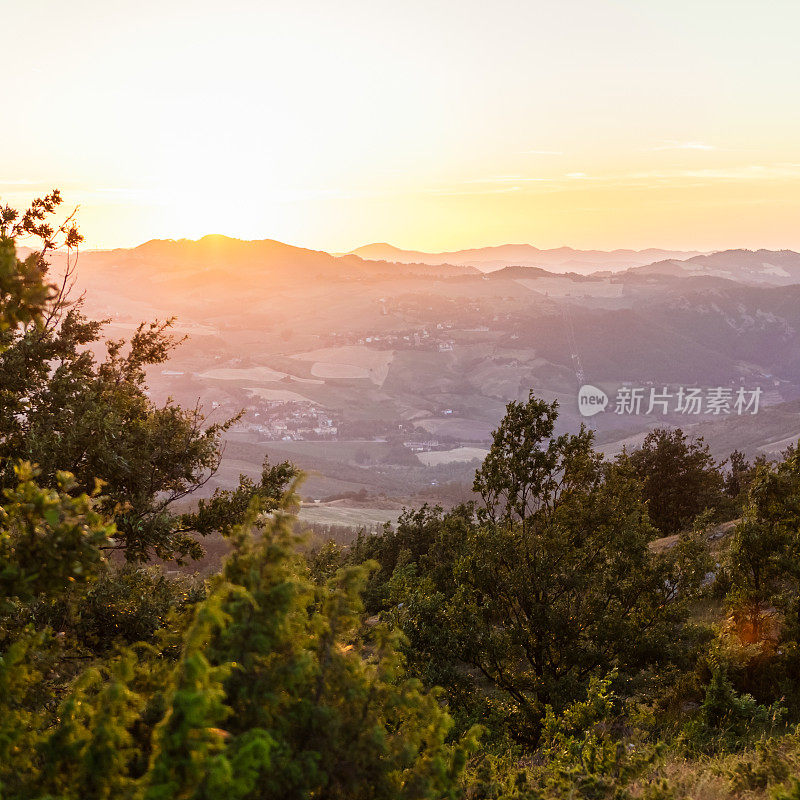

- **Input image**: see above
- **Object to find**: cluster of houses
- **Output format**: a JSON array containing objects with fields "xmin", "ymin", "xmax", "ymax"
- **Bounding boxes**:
[
  {"xmin": 238, "ymin": 400, "xmax": 339, "ymax": 441},
  {"xmin": 321, "ymin": 324, "xmax": 456, "ymax": 352},
  {"xmin": 402, "ymin": 438, "xmax": 441, "ymax": 453}
]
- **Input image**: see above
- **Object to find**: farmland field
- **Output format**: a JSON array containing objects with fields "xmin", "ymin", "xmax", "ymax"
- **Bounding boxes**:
[
  {"xmin": 200, "ymin": 365, "xmax": 291, "ymax": 382},
  {"xmin": 310, "ymin": 363, "xmax": 371, "ymax": 379},
  {"xmin": 254, "ymin": 439, "xmax": 394, "ymax": 462},
  {"xmin": 297, "ymin": 503, "xmax": 400, "ymax": 528},
  {"xmin": 416, "ymin": 446, "xmax": 489, "ymax": 465},
  {"xmin": 291, "ymin": 346, "xmax": 395, "ymax": 386},
  {"xmin": 244, "ymin": 387, "xmax": 320, "ymax": 403}
]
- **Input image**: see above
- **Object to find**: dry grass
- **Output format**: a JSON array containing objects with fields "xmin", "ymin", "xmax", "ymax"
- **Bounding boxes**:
[{"xmin": 630, "ymin": 737, "xmax": 800, "ymax": 799}]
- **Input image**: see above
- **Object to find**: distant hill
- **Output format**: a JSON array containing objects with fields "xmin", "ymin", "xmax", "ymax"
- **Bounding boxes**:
[
  {"xmin": 346, "ymin": 243, "xmax": 703, "ymax": 274},
  {"xmin": 84, "ymin": 235, "xmax": 475, "ymax": 279},
  {"xmin": 487, "ymin": 265, "xmax": 602, "ymax": 282},
  {"xmin": 49, "ymin": 234, "xmax": 477, "ymax": 296},
  {"xmin": 486, "ymin": 265, "xmax": 558, "ymax": 280},
  {"xmin": 626, "ymin": 249, "xmax": 800, "ymax": 285}
]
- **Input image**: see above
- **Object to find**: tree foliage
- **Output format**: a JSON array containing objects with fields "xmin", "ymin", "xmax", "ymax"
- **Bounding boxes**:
[
  {"xmin": 1, "ymin": 499, "xmax": 479, "ymax": 800},
  {"xmin": 356, "ymin": 395, "xmax": 710, "ymax": 743},
  {"xmin": 0, "ymin": 462, "xmax": 114, "ymax": 608},
  {"xmin": 0, "ymin": 190, "xmax": 79, "ymax": 338},
  {"xmin": 626, "ymin": 427, "xmax": 725, "ymax": 535}
]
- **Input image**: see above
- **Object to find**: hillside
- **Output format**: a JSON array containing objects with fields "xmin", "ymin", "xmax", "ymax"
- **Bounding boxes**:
[
  {"xmin": 626, "ymin": 248, "xmax": 800, "ymax": 285},
  {"xmin": 9, "ymin": 209, "xmax": 800, "ymax": 800}
]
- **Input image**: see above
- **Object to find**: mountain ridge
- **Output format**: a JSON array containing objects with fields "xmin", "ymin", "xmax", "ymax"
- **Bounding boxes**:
[
  {"xmin": 47, "ymin": 235, "xmax": 480, "ymax": 284},
  {"xmin": 346, "ymin": 242, "xmax": 706, "ymax": 273}
]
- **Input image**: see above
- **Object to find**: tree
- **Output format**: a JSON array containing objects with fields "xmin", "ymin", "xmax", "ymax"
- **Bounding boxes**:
[
  {"xmin": 167, "ymin": 499, "xmax": 480, "ymax": 800},
  {"xmin": 0, "ymin": 462, "xmax": 114, "ymax": 609},
  {"xmin": 0, "ymin": 464, "xmax": 117, "ymax": 798},
  {"xmin": 0, "ymin": 193, "xmax": 297, "ymax": 562},
  {"xmin": 388, "ymin": 395, "xmax": 707, "ymax": 741},
  {"xmin": 626, "ymin": 428, "xmax": 725, "ymax": 535},
  {"xmin": 725, "ymin": 450, "xmax": 756, "ymax": 501},
  {"xmin": 36, "ymin": 652, "xmax": 144, "ymax": 800},
  {"xmin": 0, "ymin": 306, "xmax": 299, "ymax": 562},
  {"xmin": 695, "ymin": 443, "xmax": 800, "ymax": 712},
  {"xmin": 0, "ymin": 190, "xmax": 79, "ymax": 338},
  {"xmin": 727, "ymin": 445, "xmax": 800, "ymax": 636},
  {"xmin": 0, "ymin": 193, "xmax": 302, "ymax": 794}
]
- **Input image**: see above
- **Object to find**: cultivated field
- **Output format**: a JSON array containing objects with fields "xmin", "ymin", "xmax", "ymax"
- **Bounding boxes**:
[
  {"xmin": 311, "ymin": 363, "xmax": 371, "ymax": 379},
  {"xmin": 244, "ymin": 386, "xmax": 320, "ymax": 403},
  {"xmin": 257, "ymin": 439, "xmax": 395, "ymax": 462},
  {"xmin": 291, "ymin": 346, "xmax": 395, "ymax": 386},
  {"xmin": 416, "ymin": 416, "xmax": 496, "ymax": 442},
  {"xmin": 200, "ymin": 365, "xmax": 324, "ymax": 384},
  {"xmin": 298, "ymin": 503, "xmax": 401, "ymax": 528},
  {"xmin": 416, "ymin": 446, "xmax": 489, "ymax": 466},
  {"xmin": 200, "ymin": 365, "xmax": 289, "ymax": 381}
]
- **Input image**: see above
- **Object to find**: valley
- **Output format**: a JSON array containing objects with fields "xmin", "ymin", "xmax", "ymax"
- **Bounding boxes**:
[{"xmin": 57, "ymin": 236, "xmax": 800, "ymax": 524}]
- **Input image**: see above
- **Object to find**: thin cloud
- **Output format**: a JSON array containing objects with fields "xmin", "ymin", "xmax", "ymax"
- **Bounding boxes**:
[
  {"xmin": 427, "ymin": 185, "xmax": 523, "ymax": 196},
  {"xmin": 651, "ymin": 140, "xmax": 716, "ymax": 151},
  {"xmin": 0, "ymin": 179, "xmax": 42, "ymax": 186},
  {"xmin": 627, "ymin": 164, "xmax": 800, "ymax": 182},
  {"xmin": 461, "ymin": 176, "xmax": 547, "ymax": 184},
  {"xmin": 523, "ymin": 149, "xmax": 564, "ymax": 155},
  {"xmin": 428, "ymin": 162, "xmax": 800, "ymax": 197}
]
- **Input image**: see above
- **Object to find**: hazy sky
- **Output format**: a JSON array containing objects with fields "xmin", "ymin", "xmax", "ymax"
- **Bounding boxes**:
[{"xmin": 4, "ymin": 0, "xmax": 800, "ymax": 251}]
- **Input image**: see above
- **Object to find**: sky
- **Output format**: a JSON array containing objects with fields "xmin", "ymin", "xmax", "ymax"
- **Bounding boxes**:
[{"xmin": 4, "ymin": 0, "xmax": 800, "ymax": 252}]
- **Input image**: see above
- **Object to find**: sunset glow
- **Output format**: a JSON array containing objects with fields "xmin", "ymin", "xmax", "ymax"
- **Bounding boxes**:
[{"xmin": 5, "ymin": 0, "xmax": 800, "ymax": 251}]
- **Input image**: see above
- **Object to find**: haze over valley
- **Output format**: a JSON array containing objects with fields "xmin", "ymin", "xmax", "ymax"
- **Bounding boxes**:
[{"xmin": 54, "ymin": 235, "xmax": 800, "ymax": 526}]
